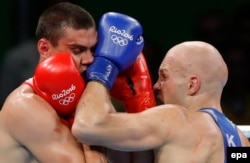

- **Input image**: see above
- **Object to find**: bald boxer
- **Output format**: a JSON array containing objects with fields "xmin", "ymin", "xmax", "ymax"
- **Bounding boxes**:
[
  {"xmin": 72, "ymin": 41, "xmax": 250, "ymax": 163},
  {"xmin": 0, "ymin": 2, "xmax": 107, "ymax": 163}
]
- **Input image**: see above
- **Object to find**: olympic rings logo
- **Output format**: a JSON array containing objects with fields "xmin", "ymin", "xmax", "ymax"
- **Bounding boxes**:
[
  {"xmin": 111, "ymin": 34, "xmax": 128, "ymax": 46},
  {"xmin": 59, "ymin": 93, "xmax": 75, "ymax": 106}
]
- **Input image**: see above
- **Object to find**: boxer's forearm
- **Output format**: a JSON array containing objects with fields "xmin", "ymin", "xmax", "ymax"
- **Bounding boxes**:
[{"xmin": 73, "ymin": 81, "xmax": 113, "ymax": 144}]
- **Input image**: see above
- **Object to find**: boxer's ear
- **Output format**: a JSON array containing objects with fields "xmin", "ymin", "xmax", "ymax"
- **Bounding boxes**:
[
  {"xmin": 37, "ymin": 38, "xmax": 50, "ymax": 61},
  {"xmin": 187, "ymin": 75, "xmax": 200, "ymax": 96}
]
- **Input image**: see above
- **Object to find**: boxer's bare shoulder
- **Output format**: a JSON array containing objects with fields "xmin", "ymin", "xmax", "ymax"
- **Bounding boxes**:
[
  {"xmin": 0, "ymin": 82, "xmax": 40, "ymax": 163},
  {"xmin": 0, "ymin": 78, "xmax": 83, "ymax": 163}
]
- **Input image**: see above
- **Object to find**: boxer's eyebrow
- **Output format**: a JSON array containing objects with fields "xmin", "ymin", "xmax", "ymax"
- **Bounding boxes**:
[
  {"xmin": 68, "ymin": 44, "xmax": 89, "ymax": 54},
  {"xmin": 68, "ymin": 44, "xmax": 86, "ymax": 49},
  {"xmin": 68, "ymin": 44, "xmax": 97, "ymax": 55},
  {"xmin": 69, "ymin": 44, "xmax": 96, "ymax": 51}
]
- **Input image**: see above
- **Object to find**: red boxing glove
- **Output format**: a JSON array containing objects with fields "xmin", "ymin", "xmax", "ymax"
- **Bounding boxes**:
[
  {"xmin": 33, "ymin": 52, "xmax": 85, "ymax": 117},
  {"xmin": 110, "ymin": 53, "xmax": 156, "ymax": 113}
]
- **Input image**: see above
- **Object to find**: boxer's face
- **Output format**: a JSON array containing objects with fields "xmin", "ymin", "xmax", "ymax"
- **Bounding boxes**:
[
  {"xmin": 59, "ymin": 27, "xmax": 97, "ymax": 73},
  {"xmin": 154, "ymin": 56, "xmax": 186, "ymax": 105},
  {"xmin": 39, "ymin": 27, "xmax": 97, "ymax": 73}
]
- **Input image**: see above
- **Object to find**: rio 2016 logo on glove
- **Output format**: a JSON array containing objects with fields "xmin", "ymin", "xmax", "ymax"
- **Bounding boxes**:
[
  {"xmin": 109, "ymin": 26, "xmax": 133, "ymax": 40},
  {"xmin": 111, "ymin": 34, "xmax": 128, "ymax": 46},
  {"xmin": 59, "ymin": 93, "xmax": 75, "ymax": 106},
  {"xmin": 109, "ymin": 26, "xmax": 143, "ymax": 47},
  {"xmin": 109, "ymin": 26, "xmax": 131, "ymax": 46},
  {"xmin": 51, "ymin": 84, "xmax": 77, "ymax": 106}
]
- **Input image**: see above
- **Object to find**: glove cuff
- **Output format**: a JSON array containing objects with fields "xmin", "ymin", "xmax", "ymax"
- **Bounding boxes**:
[{"xmin": 86, "ymin": 57, "xmax": 119, "ymax": 90}]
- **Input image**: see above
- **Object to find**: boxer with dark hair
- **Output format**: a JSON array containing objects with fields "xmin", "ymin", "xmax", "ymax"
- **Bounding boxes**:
[
  {"xmin": 0, "ymin": 2, "xmax": 154, "ymax": 163},
  {"xmin": 0, "ymin": 2, "xmax": 101, "ymax": 163}
]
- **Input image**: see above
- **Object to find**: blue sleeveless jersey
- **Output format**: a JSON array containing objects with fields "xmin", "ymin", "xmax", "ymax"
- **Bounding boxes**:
[{"xmin": 199, "ymin": 108, "xmax": 242, "ymax": 163}]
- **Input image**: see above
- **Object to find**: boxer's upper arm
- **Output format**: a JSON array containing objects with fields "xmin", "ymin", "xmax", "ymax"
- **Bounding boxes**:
[
  {"xmin": 106, "ymin": 105, "xmax": 182, "ymax": 150},
  {"xmin": 77, "ymin": 104, "xmax": 180, "ymax": 152},
  {"xmin": 4, "ymin": 94, "xmax": 85, "ymax": 163}
]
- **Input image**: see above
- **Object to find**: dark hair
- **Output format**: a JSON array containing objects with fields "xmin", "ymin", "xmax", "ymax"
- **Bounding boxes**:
[{"xmin": 35, "ymin": 2, "xmax": 96, "ymax": 46}]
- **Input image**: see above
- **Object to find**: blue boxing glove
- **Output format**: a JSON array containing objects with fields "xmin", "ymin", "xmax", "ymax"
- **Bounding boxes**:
[{"xmin": 86, "ymin": 12, "xmax": 144, "ymax": 90}]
